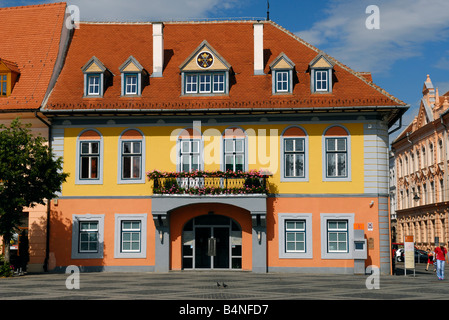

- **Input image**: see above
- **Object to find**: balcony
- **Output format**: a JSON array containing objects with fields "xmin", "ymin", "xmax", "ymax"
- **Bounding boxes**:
[{"xmin": 148, "ymin": 170, "xmax": 270, "ymax": 195}]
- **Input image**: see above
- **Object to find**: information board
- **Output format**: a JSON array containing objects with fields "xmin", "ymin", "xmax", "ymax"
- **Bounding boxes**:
[{"xmin": 404, "ymin": 235, "xmax": 415, "ymax": 270}]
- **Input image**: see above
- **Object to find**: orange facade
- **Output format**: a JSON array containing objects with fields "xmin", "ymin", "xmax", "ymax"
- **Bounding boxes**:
[{"xmin": 48, "ymin": 196, "xmax": 387, "ymax": 273}]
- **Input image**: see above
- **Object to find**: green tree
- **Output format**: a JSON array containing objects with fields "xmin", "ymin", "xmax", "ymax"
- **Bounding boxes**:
[{"xmin": 0, "ymin": 118, "xmax": 68, "ymax": 263}]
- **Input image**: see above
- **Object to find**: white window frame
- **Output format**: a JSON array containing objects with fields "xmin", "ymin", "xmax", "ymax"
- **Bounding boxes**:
[
  {"xmin": 76, "ymin": 129, "xmax": 104, "ymax": 185},
  {"xmin": 80, "ymin": 141, "xmax": 100, "ymax": 180},
  {"xmin": 213, "ymin": 74, "xmax": 225, "ymax": 93},
  {"xmin": 315, "ymin": 70, "xmax": 328, "ymax": 92},
  {"xmin": 278, "ymin": 213, "xmax": 313, "ymax": 259},
  {"xmin": 322, "ymin": 126, "xmax": 351, "ymax": 182},
  {"xmin": 325, "ymin": 137, "xmax": 348, "ymax": 178},
  {"xmin": 125, "ymin": 74, "xmax": 138, "ymax": 95},
  {"xmin": 121, "ymin": 141, "xmax": 142, "ymax": 180},
  {"xmin": 327, "ymin": 220, "xmax": 348, "ymax": 253},
  {"xmin": 283, "ymin": 138, "xmax": 305, "ymax": 179},
  {"xmin": 285, "ymin": 220, "xmax": 306, "ymax": 253},
  {"xmin": 199, "ymin": 74, "xmax": 212, "ymax": 93},
  {"xmin": 185, "ymin": 74, "xmax": 198, "ymax": 93},
  {"xmin": 72, "ymin": 214, "xmax": 104, "ymax": 259},
  {"xmin": 114, "ymin": 214, "xmax": 147, "ymax": 259},
  {"xmin": 311, "ymin": 68, "xmax": 332, "ymax": 93},
  {"xmin": 87, "ymin": 74, "xmax": 101, "ymax": 96},
  {"xmin": 121, "ymin": 220, "xmax": 141, "ymax": 252},
  {"xmin": 118, "ymin": 129, "xmax": 146, "ymax": 184},
  {"xmin": 276, "ymin": 71, "xmax": 289, "ymax": 93},
  {"xmin": 224, "ymin": 138, "xmax": 245, "ymax": 172},
  {"xmin": 320, "ymin": 213, "xmax": 354, "ymax": 260},
  {"xmin": 79, "ymin": 221, "xmax": 99, "ymax": 253},
  {"xmin": 179, "ymin": 138, "xmax": 202, "ymax": 172},
  {"xmin": 183, "ymin": 72, "xmax": 227, "ymax": 95}
]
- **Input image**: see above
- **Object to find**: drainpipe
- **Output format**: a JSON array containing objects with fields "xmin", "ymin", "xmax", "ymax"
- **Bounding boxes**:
[
  {"xmin": 441, "ymin": 117, "xmax": 448, "ymax": 202},
  {"xmin": 34, "ymin": 111, "xmax": 52, "ymax": 272}
]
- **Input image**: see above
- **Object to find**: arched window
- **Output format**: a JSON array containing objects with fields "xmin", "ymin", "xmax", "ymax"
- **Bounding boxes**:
[
  {"xmin": 422, "ymin": 146, "xmax": 427, "ymax": 168},
  {"xmin": 405, "ymin": 155, "xmax": 409, "ymax": 176},
  {"xmin": 323, "ymin": 125, "xmax": 350, "ymax": 180},
  {"xmin": 429, "ymin": 142, "xmax": 434, "ymax": 165},
  {"xmin": 281, "ymin": 126, "xmax": 308, "ymax": 181},
  {"xmin": 76, "ymin": 129, "xmax": 103, "ymax": 184},
  {"xmin": 438, "ymin": 139, "xmax": 443, "ymax": 163},
  {"xmin": 119, "ymin": 129, "xmax": 145, "ymax": 183}
]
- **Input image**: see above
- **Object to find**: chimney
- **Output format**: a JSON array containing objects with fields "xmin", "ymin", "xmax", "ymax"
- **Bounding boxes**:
[
  {"xmin": 153, "ymin": 22, "xmax": 164, "ymax": 77},
  {"xmin": 253, "ymin": 22, "xmax": 264, "ymax": 75}
]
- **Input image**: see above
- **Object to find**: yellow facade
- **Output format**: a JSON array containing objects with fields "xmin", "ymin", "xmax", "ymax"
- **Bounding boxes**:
[{"xmin": 61, "ymin": 122, "xmax": 365, "ymax": 197}]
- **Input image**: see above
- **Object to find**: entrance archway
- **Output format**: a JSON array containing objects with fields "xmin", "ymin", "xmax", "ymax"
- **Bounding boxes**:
[{"xmin": 182, "ymin": 215, "xmax": 242, "ymax": 270}]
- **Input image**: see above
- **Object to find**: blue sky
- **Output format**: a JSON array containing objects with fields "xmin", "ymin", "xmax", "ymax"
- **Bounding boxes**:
[{"xmin": 3, "ymin": 0, "xmax": 449, "ymax": 142}]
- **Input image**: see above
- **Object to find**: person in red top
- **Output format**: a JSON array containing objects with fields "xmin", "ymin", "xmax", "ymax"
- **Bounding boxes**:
[{"xmin": 434, "ymin": 244, "xmax": 448, "ymax": 280}]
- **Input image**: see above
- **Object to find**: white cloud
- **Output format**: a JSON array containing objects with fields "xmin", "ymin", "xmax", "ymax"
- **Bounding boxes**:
[
  {"xmin": 434, "ymin": 51, "xmax": 449, "ymax": 71},
  {"xmin": 295, "ymin": 0, "xmax": 449, "ymax": 74},
  {"xmin": 55, "ymin": 0, "xmax": 242, "ymax": 21}
]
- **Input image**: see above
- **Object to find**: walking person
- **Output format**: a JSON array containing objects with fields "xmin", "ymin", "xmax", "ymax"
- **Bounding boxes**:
[
  {"xmin": 434, "ymin": 244, "xmax": 448, "ymax": 280},
  {"xmin": 426, "ymin": 247, "xmax": 434, "ymax": 271}
]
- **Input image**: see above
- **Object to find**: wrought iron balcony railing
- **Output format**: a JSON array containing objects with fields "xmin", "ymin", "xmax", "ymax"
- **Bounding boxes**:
[{"xmin": 147, "ymin": 170, "xmax": 270, "ymax": 195}]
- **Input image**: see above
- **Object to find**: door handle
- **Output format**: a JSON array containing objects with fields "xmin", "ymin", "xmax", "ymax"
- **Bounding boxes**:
[{"xmin": 208, "ymin": 237, "xmax": 216, "ymax": 256}]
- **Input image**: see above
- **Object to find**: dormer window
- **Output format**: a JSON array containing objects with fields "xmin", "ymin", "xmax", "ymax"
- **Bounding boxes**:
[
  {"xmin": 276, "ymin": 71, "xmax": 289, "ymax": 92},
  {"xmin": 82, "ymin": 57, "xmax": 107, "ymax": 98},
  {"xmin": 119, "ymin": 56, "xmax": 146, "ymax": 97},
  {"xmin": 0, "ymin": 58, "xmax": 20, "ymax": 97},
  {"xmin": 270, "ymin": 53, "xmax": 295, "ymax": 94},
  {"xmin": 0, "ymin": 74, "xmax": 7, "ymax": 96},
  {"xmin": 87, "ymin": 74, "xmax": 101, "ymax": 96},
  {"xmin": 180, "ymin": 41, "xmax": 231, "ymax": 96},
  {"xmin": 125, "ymin": 74, "xmax": 138, "ymax": 95},
  {"xmin": 309, "ymin": 54, "xmax": 334, "ymax": 94},
  {"xmin": 315, "ymin": 70, "xmax": 329, "ymax": 92}
]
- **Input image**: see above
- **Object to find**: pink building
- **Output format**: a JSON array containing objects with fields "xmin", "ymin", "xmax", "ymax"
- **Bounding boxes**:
[{"xmin": 392, "ymin": 75, "xmax": 449, "ymax": 249}]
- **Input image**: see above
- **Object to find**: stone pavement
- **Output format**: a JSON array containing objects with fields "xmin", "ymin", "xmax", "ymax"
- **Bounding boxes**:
[{"xmin": 1, "ymin": 262, "xmax": 448, "ymax": 301}]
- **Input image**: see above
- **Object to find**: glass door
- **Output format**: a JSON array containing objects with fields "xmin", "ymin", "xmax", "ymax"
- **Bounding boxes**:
[
  {"xmin": 213, "ymin": 227, "xmax": 230, "ymax": 269},
  {"xmin": 195, "ymin": 227, "xmax": 212, "ymax": 268},
  {"xmin": 182, "ymin": 215, "xmax": 242, "ymax": 270}
]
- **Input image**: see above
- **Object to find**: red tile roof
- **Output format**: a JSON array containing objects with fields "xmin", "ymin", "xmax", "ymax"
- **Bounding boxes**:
[
  {"xmin": 0, "ymin": 2, "xmax": 67, "ymax": 110},
  {"xmin": 45, "ymin": 20, "xmax": 407, "ymax": 113}
]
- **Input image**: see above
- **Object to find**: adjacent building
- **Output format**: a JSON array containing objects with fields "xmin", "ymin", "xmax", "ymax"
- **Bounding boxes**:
[
  {"xmin": 0, "ymin": 3, "xmax": 71, "ymax": 272},
  {"xmin": 392, "ymin": 75, "xmax": 449, "ymax": 249},
  {"xmin": 39, "ymin": 19, "xmax": 407, "ymax": 275}
]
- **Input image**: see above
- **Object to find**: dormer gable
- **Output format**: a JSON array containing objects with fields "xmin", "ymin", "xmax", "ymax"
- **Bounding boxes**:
[
  {"xmin": 0, "ymin": 58, "xmax": 20, "ymax": 97},
  {"xmin": 180, "ymin": 40, "xmax": 231, "ymax": 95},
  {"xmin": 269, "ymin": 53, "xmax": 295, "ymax": 94},
  {"xmin": 82, "ymin": 56, "xmax": 108, "ymax": 97},
  {"xmin": 119, "ymin": 56, "xmax": 147, "ymax": 97},
  {"xmin": 309, "ymin": 53, "xmax": 335, "ymax": 93},
  {"xmin": 82, "ymin": 56, "xmax": 106, "ymax": 74},
  {"xmin": 180, "ymin": 40, "xmax": 231, "ymax": 72}
]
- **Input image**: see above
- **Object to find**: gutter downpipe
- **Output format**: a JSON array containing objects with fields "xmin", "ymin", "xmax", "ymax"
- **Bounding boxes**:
[
  {"xmin": 34, "ymin": 110, "xmax": 52, "ymax": 272},
  {"xmin": 441, "ymin": 116, "xmax": 448, "ymax": 202}
]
